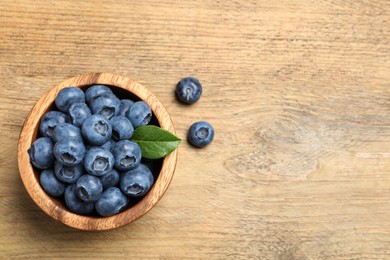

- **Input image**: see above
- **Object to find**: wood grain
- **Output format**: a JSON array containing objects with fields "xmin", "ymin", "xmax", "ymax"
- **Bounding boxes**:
[{"xmin": 1, "ymin": 0, "xmax": 389, "ymax": 258}]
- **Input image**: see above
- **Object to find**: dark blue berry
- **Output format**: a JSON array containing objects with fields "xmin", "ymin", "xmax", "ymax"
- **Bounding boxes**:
[
  {"xmin": 40, "ymin": 169, "xmax": 66, "ymax": 197},
  {"xmin": 39, "ymin": 111, "xmax": 67, "ymax": 139},
  {"xmin": 119, "ymin": 99, "xmax": 134, "ymax": 116},
  {"xmin": 64, "ymin": 184, "xmax": 94, "ymax": 215},
  {"xmin": 28, "ymin": 137, "xmax": 54, "ymax": 169},
  {"xmin": 99, "ymin": 169, "xmax": 120, "ymax": 190},
  {"xmin": 54, "ymin": 160, "xmax": 83, "ymax": 184},
  {"xmin": 67, "ymin": 102, "xmax": 91, "ymax": 127},
  {"xmin": 187, "ymin": 121, "xmax": 214, "ymax": 148},
  {"xmin": 81, "ymin": 114, "xmax": 112, "ymax": 146},
  {"xmin": 84, "ymin": 147, "xmax": 114, "ymax": 176},
  {"xmin": 120, "ymin": 164, "xmax": 154, "ymax": 197},
  {"xmin": 75, "ymin": 174, "xmax": 103, "ymax": 202},
  {"xmin": 53, "ymin": 123, "xmax": 83, "ymax": 142},
  {"xmin": 126, "ymin": 101, "xmax": 152, "ymax": 128},
  {"xmin": 111, "ymin": 140, "xmax": 142, "ymax": 171},
  {"xmin": 109, "ymin": 116, "xmax": 134, "ymax": 141},
  {"xmin": 176, "ymin": 77, "xmax": 202, "ymax": 104},
  {"xmin": 95, "ymin": 187, "xmax": 128, "ymax": 217},
  {"xmin": 53, "ymin": 138, "xmax": 86, "ymax": 166},
  {"xmin": 55, "ymin": 87, "xmax": 85, "ymax": 112},
  {"xmin": 85, "ymin": 85, "xmax": 113, "ymax": 105},
  {"xmin": 89, "ymin": 93, "xmax": 121, "ymax": 120}
]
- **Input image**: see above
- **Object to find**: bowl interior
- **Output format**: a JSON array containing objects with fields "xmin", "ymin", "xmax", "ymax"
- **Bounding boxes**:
[{"xmin": 18, "ymin": 73, "xmax": 177, "ymax": 230}]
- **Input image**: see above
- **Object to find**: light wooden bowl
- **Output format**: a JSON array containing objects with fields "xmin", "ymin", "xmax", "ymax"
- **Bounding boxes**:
[{"xmin": 18, "ymin": 73, "xmax": 178, "ymax": 230}]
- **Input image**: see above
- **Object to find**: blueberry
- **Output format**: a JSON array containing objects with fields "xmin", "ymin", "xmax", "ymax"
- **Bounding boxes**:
[
  {"xmin": 53, "ymin": 123, "xmax": 83, "ymax": 142},
  {"xmin": 111, "ymin": 140, "xmax": 142, "ymax": 171},
  {"xmin": 175, "ymin": 77, "xmax": 202, "ymax": 104},
  {"xmin": 187, "ymin": 121, "xmax": 214, "ymax": 148},
  {"xmin": 39, "ymin": 111, "xmax": 68, "ymax": 139},
  {"xmin": 55, "ymin": 87, "xmax": 85, "ymax": 112},
  {"xmin": 95, "ymin": 187, "xmax": 128, "ymax": 217},
  {"xmin": 40, "ymin": 169, "xmax": 66, "ymax": 197},
  {"xmin": 53, "ymin": 138, "xmax": 86, "ymax": 166},
  {"xmin": 84, "ymin": 147, "xmax": 114, "ymax": 176},
  {"xmin": 54, "ymin": 160, "xmax": 83, "ymax": 184},
  {"xmin": 64, "ymin": 184, "xmax": 94, "ymax": 215},
  {"xmin": 89, "ymin": 93, "xmax": 121, "ymax": 120},
  {"xmin": 119, "ymin": 99, "xmax": 134, "ymax": 117},
  {"xmin": 28, "ymin": 137, "xmax": 54, "ymax": 169},
  {"xmin": 101, "ymin": 139, "xmax": 116, "ymax": 151},
  {"xmin": 120, "ymin": 164, "xmax": 154, "ymax": 197},
  {"xmin": 99, "ymin": 169, "xmax": 120, "ymax": 190},
  {"xmin": 75, "ymin": 174, "xmax": 103, "ymax": 202},
  {"xmin": 126, "ymin": 101, "xmax": 152, "ymax": 128},
  {"xmin": 109, "ymin": 116, "xmax": 134, "ymax": 141},
  {"xmin": 81, "ymin": 114, "xmax": 112, "ymax": 146},
  {"xmin": 67, "ymin": 102, "xmax": 92, "ymax": 127},
  {"xmin": 85, "ymin": 85, "xmax": 113, "ymax": 105}
]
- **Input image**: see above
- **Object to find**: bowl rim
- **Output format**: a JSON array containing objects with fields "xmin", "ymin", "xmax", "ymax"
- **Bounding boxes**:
[{"xmin": 17, "ymin": 72, "xmax": 178, "ymax": 231}]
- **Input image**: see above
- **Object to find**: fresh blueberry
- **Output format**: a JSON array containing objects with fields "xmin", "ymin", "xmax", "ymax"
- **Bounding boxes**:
[
  {"xmin": 89, "ymin": 93, "xmax": 121, "ymax": 120},
  {"xmin": 75, "ymin": 174, "xmax": 103, "ymax": 202},
  {"xmin": 40, "ymin": 169, "xmax": 66, "ymax": 197},
  {"xmin": 120, "ymin": 164, "xmax": 154, "ymax": 197},
  {"xmin": 175, "ymin": 77, "xmax": 202, "ymax": 104},
  {"xmin": 85, "ymin": 85, "xmax": 113, "ymax": 105},
  {"xmin": 54, "ymin": 160, "xmax": 83, "ymax": 184},
  {"xmin": 53, "ymin": 123, "xmax": 83, "ymax": 142},
  {"xmin": 109, "ymin": 116, "xmax": 134, "ymax": 141},
  {"xmin": 55, "ymin": 87, "xmax": 85, "ymax": 112},
  {"xmin": 64, "ymin": 184, "xmax": 94, "ymax": 215},
  {"xmin": 99, "ymin": 169, "xmax": 120, "ymax": 190},
  {"xmin": 111, "ymin": 140, "xmax": 142, "ymax": 171},
  {"xmin": 39, "ymin": 111, "xmax": 68, "ymax": 139},
  {"xmin": 101, "ymin": 139, "xmax": 116, "ymax": 151},
  {"xmin": 67, "ymin": 102, "xmax": 92, "ymax": 127},
  {"xmin": 95, "ymin": 187, "xmax": 128, "ymax": 217},
  {"xmin": 84, "ymin": 147, "xmax": 114, "ymax": 176},
  {"xmin": 119, "ymin": 99, "xmax": 134, "ymax": 117},
  {"xmin": 28, "ymin": 137, "xmax": 54, "ymax": 169},
  {"xmin": 126, "ymin": 101, "xmax": 152, "ymax": 128},
  {"xmin": 81, "ymin": 114, "xmax": 112, "ymax": 146},
  {"xmin": 187, "ymin": 121, "xmax": 214, "ymax": 148},
  {"xmin": 53, "ymin": 138, "xmax": 86, "ymax": 166}
]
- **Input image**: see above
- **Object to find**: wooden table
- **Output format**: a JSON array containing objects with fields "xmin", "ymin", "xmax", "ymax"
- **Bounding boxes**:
[{"xmin": 1, "ymin": 0, "xmax": 389, "ymax": 258}]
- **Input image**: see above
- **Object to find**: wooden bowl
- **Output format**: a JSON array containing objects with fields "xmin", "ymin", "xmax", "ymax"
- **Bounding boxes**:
[{"xmin": 18, "ymin": 73, "xmax": 178, "ymax": 230}]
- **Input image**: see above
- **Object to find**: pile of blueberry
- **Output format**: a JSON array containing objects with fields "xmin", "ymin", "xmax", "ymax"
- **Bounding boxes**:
[{"xmin": 28, "ymin": 85, "xmax": 155, "ymax": 217}]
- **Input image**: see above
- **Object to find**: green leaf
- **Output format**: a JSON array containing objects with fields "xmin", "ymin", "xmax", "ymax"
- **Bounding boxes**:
[{"xmin": 131, "ymin": 125, "xmax": 181, "ymax": 159}]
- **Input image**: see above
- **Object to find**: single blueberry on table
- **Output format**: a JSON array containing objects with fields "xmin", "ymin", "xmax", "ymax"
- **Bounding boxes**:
[
  {"xmin": 53, "ymin": 138, "xmax": 86, "ymax": 166},
  {"xmin": 64, "ymin": 184, "xmax": 94, "ymax": 215},
  {"xmin": 40, "ymin": 169, "xmax": 66, "ymax": 197},
  {"xmin": 28, "ymin": 137, "xmax": 54, "ymax": 169},
  {"xmin": 126, "ymin": 101, "xmax": 152, "ymax": 128},
  {"xmin": 89, "ymin": 92, "xmax": 121, "ymax": 120},
  {"xmin": 39, "ymin": 111, "xmax": 68, "ymax": 139},
  {"xmin": 81, "ymin": 114, "xmax": 112, "ymax": 146},
  {"xmin": 85, "ymin": 84, "xmax": 113, "ymax": 105},
  {"xmin": 84, "ymin": 147, "xmax": 114, "ymax": 176},
  {"xmin": 187, "ymin": 121, "xmax": 214, "ymax": 148},
  {"xmin": 175, "ymin": 77, "xmax": 202, "ymax": 104},
  {"xmin": 119, "ymin": 99, "xmax": 134, "ymax": 117},
  {"xmin": 99, "ymin": 169, "xmax": 120, "ymax": 190},
  {"xmin": 76, "ymin": 174, "xmax": 103, "ymax": 202},
  {"xmin": 111, "ymin": 140, "xmax": 142, "ymax": 172},
  {"xmin": 109, "ymin": 116, "xmax": 134, "ymax": 141},
  {"xmin": 95, "ymin": 187, "xmax": 128, "ymax": 217},
  {"xmin": 67, "ymin": 102, "xmax": 92, "ymax": 127},
  {"xmin": 54, "ymin": 160, "xmax": 84, "ymax": 184},
  {"xmin": 55, "ymin": 87, "xmax": 85, "ymax": 112},
  {"xmin": 53, "ymin": 123, "xmax": 83, "ymax": 143},
  {"xmin": 120, "ymin": 163, "xmax": 154, "ymax": 197}
]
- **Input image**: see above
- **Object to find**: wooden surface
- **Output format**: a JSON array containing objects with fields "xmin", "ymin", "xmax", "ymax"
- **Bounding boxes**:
[{"xmin": 1, "ymin": 0, "xmax": 389, "ymax": 258}]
